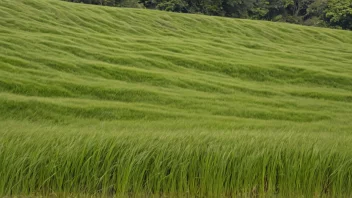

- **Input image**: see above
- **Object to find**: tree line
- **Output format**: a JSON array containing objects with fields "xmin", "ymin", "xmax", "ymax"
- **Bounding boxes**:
[{"xmin": 64, "ymin": 0, "xmax": 352, "ymax": 30}]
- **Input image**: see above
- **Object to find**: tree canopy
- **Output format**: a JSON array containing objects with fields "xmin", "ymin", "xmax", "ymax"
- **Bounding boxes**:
[{"xmin": 64, "ymin": 0, "xmax": 352, "ymax": 30}]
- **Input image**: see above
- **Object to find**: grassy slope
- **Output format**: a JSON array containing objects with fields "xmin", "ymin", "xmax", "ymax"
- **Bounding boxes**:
[{"xmin": 1, "ymin": 0, "xmax": 352, "ymax": 196}]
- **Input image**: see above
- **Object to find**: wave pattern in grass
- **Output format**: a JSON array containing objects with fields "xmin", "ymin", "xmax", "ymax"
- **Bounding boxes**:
[{"xmin": 1, "ymin": 0, "xmax": 352, "ymax": 196}]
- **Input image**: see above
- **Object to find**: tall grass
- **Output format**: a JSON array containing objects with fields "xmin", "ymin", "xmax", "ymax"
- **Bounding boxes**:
[
  {"xmin": 1, "ymin": 0, "xmax": 352, "ymax": 196},
  {"xmin": 1, "ymin": 121, "xmax": 352, "ymax": 197}
]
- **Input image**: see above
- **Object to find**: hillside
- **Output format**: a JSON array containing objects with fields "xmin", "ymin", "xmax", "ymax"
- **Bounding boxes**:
[{"xmin": 1, "ymin": 0, "xmax": 352, "ymax": 196}]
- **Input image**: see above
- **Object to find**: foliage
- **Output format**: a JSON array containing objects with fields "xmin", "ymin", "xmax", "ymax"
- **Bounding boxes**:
[
  {"xmin": 325, "ymin": 0, "xmax": 352, "ymax": 29},
  {"xmin": 155, "ymin": 0, "xmax": 188, "ymax": 12},
  {"xmin": 64, "ymin": 0, "xmax": 352, "ymax": 30}
]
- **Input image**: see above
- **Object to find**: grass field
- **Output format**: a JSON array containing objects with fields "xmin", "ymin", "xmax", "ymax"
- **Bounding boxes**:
[{"xmin": 1, "ymin": 0, "xmax": 352, "ymax": 196}]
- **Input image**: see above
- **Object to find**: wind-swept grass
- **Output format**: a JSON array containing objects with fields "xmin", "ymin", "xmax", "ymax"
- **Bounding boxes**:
[
  {"xmin": 1, "ymin": 0, "xmax": 352, "ymax": 196},
  {"xmin": 2, "ymin": 121, "xmax": 352, "ymax": 197}
]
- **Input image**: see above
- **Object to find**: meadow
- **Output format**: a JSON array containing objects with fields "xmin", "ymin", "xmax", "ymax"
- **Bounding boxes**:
[{"xmin": 1, "ymin": 0, "xmax": 352, "ymax": 196}]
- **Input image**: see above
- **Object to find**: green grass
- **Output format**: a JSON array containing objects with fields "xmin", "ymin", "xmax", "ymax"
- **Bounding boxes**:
[{"xmin": 1, "ymin": 0, "xmax": 352, "ymax": 196}]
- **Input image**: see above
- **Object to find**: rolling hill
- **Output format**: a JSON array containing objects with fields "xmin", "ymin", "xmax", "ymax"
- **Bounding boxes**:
[{"xmin": 1, "ymin": 0, "xmax": 352, "ymax": 196}]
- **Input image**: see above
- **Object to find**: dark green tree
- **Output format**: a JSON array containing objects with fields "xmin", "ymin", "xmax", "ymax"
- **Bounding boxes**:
[{"xmin": 325, "ymin": 0, "xmax": 352, "ymax": 29}]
